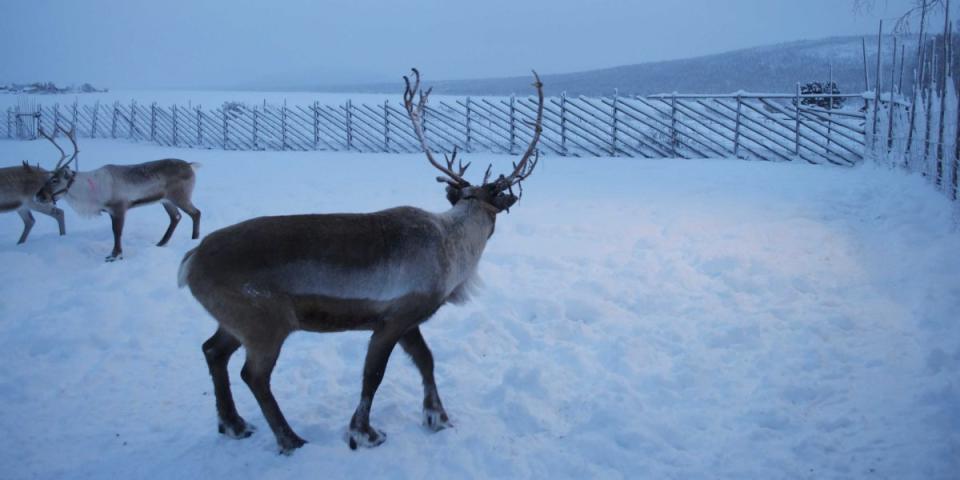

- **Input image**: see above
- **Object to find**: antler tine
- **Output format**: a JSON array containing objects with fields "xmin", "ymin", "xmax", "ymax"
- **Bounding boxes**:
[
  {"xmin": 38, "ymin": 126, "xmax": 69, "ymax": 170},
  {"xmin": 54, "ymin": 124, "xmax": 80, "ymax": 170},
  {"xmin": 501, "ymin": 70, "xmax": 544, "ymax": 187},
  {"xmin": 402, "ymin": 68, "xmax": 470, "ymax": 187}
]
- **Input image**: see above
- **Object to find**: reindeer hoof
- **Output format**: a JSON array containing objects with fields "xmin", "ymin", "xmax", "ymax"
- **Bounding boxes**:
[
  {"xmin": 218, "ymin": 418, "xmax": 255, "ymax": 439},
  {"xmin": 105, "ymin": 254, "xmax": 123, "ymax": 262},
  {"xmin": 277, "ymin": 434, "xmax": 307, "ymax": 455},
  {"xmin": 423, "ymin": 408, "xmax": 452, "ymax": 431},
  {"xmin": 346, "ymin": 426, "xmax": 386, "ymax": 450}
]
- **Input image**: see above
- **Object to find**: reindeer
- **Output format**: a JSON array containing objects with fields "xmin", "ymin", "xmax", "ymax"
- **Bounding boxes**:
[
  {"xmin": 0, "ymin": 160, "xmax": 66, "ymax": 244},
  {"xmin": 38, "ymin": 126, "xmax": 202, "ymax": 262},
  {"xmin": 178, "ymin": 69, "xmax": 544, "ymax": 454}
]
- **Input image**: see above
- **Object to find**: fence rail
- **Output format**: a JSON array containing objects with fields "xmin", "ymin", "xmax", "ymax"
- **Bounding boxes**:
[{"xmin": 4, "ymin": 90, "xmax": 868, "ymax": 165}]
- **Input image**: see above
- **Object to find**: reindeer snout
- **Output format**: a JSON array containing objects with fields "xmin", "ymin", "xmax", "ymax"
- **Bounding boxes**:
[{"xmin": 35, "ymin": 190, "xmax": 53, "ymax": 204}]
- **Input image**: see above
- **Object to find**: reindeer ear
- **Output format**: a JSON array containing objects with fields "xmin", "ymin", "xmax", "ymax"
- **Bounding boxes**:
[
  {"xmin": 21, "ymin": 160, "xmax": 32, "ymax": 171},
  {"xmin": 445, "ymin": 185, "xmax": 463, "ymax": 206},
  {"xmin": 491, "ymin": 193, "xmax": 518, "ymax": 212}
]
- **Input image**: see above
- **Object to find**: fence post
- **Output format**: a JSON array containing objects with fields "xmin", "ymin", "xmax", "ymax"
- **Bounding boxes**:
[
  {"xmin": 465, "ymin": 97, "xmax": 473, "ymax": 152},
  {"xmin": 71, "ymin": 101, "xmax": 78, "ymax": 133},
  {"xmin": 35, "ymin": 104, "xmax": 41, "ymax": 139},
  {"xmin": 172, "ymin": 105, "xmax": 179, "ymax": 146},
  {"xmin": 111, "ymin": 101, "xmax": 118, "ymax": 138},
  {"xmin": 197, "ymin": 106, "xmax": 203, "ymax": 146},
  {"xmin": 734, "ymin": 94, "xmax": 743, "ymax": 157},
  {"xmin": 346, "ymin": 100, "xmax": 353, "ymax": 151},
  {"xmin": 92, "ymin": 101, "xmax": 100, "ymax": 138},
  {"xmin": 887, "ymin": 36, "xmax": 898, "ymax": 154},
  {"xmin": 252, "ymin": 106, "xmax": 259, "ymax": 149},
  {"xmin": 611, "ymin": 89, "xmax": 619, "ymax": 156},
  {"xmin": 222, "ymin": 106, "xmax": 228, "ymax": 149},
  {"xmin": 129, "ymin": 100, "xmax": 136, "ymax": 139},
  {"xmin": 383, "ymin": 100, "xmax": 390, "ymax": 152},
  {"xmin": 954, "ymin": 82, "xmax": 960, "ymax": 200},
  {"xmin": 670, "ymin": 93, "xmax": 678, "ymax": 157},
  {"xmin": 281, "ymin": 100, "xmax": 288, "ymax": 150},
  {"xmin": 794, "ymin": 83, "xmax": 802, "ymax": 157},
  {"xmin": 53, "ymin": 103, "xmax": 60, "ymax": 135},
  {"xmin": 871, "ymin": 21, "xmax": 883, "ymax": 150},
  {"xmin": 560, "ymin": 92, "xmax": 567, "ymax": 155},
  {"xmin": 150, "ymin": 103, "xmax": 156, "ymax": 142},
  {"xmin": 509, "ymin": 94, "xmax": 516, "ymax": 154},
  {"xmin": 312, "ymin": 101, "xmax": 319, "ymax": 149},
  {"xmin": 14, "ymin": 104, "xmax": 20, "ymax": 139}
]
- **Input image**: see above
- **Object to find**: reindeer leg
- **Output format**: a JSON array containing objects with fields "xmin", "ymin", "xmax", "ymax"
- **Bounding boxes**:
[
  {"xmin": 169, "ymin": 190, "xmax": 201, "ymax": 240},
  {"xmin": 240, "ymin": 334, "xmax": 306, "ymax": 455},
  {"xmin": 202, "ymin": 328, "xmax": 253, "ymax": 439},
  {"xmin": 16, "ymin": 208, "xmax": 35, "ymax": 244},
  {"xmin": 106, "ymin": 206, "xmax": 126, "ymax": 262},
  {"xmin": 180, "ymin": 201, "xmax": 201, "ymax": 239},
  {"xmin": 399, "ymin": 327, "xmax": 452, "ymax": 431},
  {"xmin": 157, "ymin": 201, "xmax": 181, "ymax": 247},
  {"xmin": 30, "ymin": 201, "xmax": 65, "ymax": 236},
  {"xmin": 348, "ymin": 324, "xmax": 405, "ymax": 450}
]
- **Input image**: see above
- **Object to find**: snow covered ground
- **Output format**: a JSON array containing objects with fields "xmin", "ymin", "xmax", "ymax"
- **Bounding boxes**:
[{"xmin": 1, "ymin": 139, "xmax": 958, "ymax": 479}]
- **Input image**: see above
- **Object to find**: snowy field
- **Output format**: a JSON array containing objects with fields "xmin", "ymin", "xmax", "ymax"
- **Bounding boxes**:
[{"xmin": 1, "ymin": 139, "xmax": 958, "ymax": 479}]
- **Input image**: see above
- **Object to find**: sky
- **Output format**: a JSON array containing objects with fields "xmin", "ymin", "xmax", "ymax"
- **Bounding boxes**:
[{"xmin": 0, "ymin": 0, "xmax": 927, "ymax": 90}]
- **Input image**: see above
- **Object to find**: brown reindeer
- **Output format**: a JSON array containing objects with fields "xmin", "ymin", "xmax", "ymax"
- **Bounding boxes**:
[
  {"xmin": 0, "ymin": 126, "xmax": 76, "ymax": 244},
  {"xmin": 0, "ymin": 160, "xmax": 66, "ymax": 244},
  {"xmin": 178, "ymin": 69, "xmax": 544, "ymax": 454},
  {"xmin": 38, "ymin": 126, "xmax": 201, "ymax": 261}
]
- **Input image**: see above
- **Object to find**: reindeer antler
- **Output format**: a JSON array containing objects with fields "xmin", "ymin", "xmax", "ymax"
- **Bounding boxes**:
[
  {"xmin": 403, "ymin": 68, "xmax": 471, "ymax": 188},
  {"xmin": 497, "ymin": 70, "xmax": 544, "ymax": 193},
  {"xmin": 403, "ymin": 69, "xmax": 544, "ymax": 196},
  {"xmin": 38, "ymin": 125, "xmax": 79, "ymax": 171}
]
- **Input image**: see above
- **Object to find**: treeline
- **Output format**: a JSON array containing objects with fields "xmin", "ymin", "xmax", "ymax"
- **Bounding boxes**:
[{"xmin": 0, "ymin": 82, "xmax": 107, "ymax": 94}]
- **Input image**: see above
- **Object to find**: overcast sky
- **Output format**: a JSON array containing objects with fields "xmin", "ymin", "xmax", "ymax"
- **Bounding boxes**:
[{"xmin": 0, "ymin": 0, "xmax": 924, "ymax": 89}]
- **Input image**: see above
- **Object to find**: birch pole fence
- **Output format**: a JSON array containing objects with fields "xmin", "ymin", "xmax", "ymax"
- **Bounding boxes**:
[{"xmin": 5, "ymin": 91, "xmax": 868, "ymax": 165}]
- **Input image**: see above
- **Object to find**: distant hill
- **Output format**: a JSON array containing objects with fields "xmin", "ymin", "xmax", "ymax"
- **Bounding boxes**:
[{"xmin": 326, "ymin": 35, "xmax": 917, "ymax": 97}]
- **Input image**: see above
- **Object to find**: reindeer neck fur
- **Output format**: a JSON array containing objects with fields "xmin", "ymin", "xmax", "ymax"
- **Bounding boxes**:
[
  {"xmin": 63, "ymin": 169, "xmax": 114, "ymax": 217},
  {"xmin": 437, "ymin": 198, "xmax": 497, "ymax": 303}
]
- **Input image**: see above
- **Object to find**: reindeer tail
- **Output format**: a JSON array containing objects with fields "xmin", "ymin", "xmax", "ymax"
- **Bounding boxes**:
[{"xmin": 178, "ymin": 248, "xmax": 197, "ymax": 288}]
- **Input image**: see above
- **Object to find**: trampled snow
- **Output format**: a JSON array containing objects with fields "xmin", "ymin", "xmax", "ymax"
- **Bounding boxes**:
[{"xmin": 1, "ymin": 139, "xmax": 958, "ymax": 479}]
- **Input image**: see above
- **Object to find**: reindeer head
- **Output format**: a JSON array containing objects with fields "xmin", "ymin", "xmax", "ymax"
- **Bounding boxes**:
[
  {"xmin": 34, "ymin": 125, "xmax": 79, "ymax": 204},
  {"xmin": 403, "ymin": 68, "xmax": 544, "ymax": 214}
]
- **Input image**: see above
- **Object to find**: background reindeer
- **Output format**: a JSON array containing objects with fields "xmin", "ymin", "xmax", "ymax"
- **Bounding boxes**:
[
  {"xmin": 178, "ymin": 69, "xmax": 543, "ymax": 454},
  {"xmin": 38, "ymin": 127, "xmax": 202, "ymax": 261},
  {"xmin": 0, "ymin": 159, "xmax": 66, "ymax": 244}
]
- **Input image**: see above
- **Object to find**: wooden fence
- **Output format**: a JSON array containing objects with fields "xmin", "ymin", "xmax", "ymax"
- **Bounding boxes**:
[
  {"xmin": 870, "ymin": 86, "xmax": 959, "ymax": 202},
  {"xmin": 3, "ymin": 91, "xmax": 867, "ymax": 164}
]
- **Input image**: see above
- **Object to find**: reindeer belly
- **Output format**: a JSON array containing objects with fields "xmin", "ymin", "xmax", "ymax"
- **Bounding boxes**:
[
  {"xmin": 292, "ymin": 291, "xmax": 442, "ymax": 333},
  {"xmin": 130, "ymin": 193, "xmax": 165, "ymax": 208},
  {"xmin": 266, "ymin": 260, "xmax": 443, "ymax": 332},
  {"xmin": 0, "ymin": 201, "xmax": 21, "ymax": 212}
]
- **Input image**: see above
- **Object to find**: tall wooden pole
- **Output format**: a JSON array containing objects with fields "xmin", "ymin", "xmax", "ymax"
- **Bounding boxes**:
[
  {"xmin": 906, "ymin": 0, "xmax": 930, "ymax": 162},
  {"xmin": 935, "ymin": 0, "xmax": 952, "ymax": 186},
  {"xmin": 888, "ymin": 36, "xmax": 898, "ymax": 152},
  {"xmin": 872, "ymin": 21, "xmax": 883, "ymax": 147}
]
